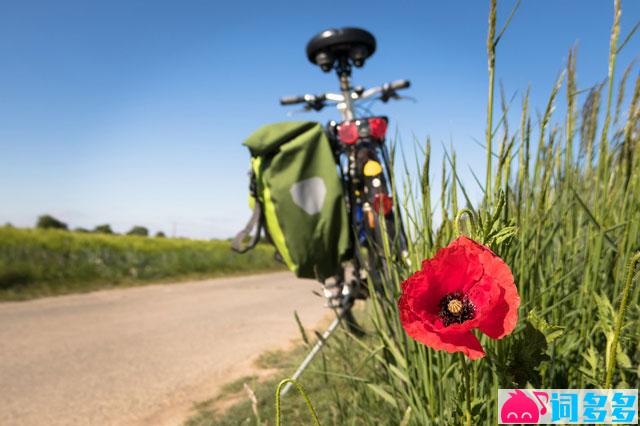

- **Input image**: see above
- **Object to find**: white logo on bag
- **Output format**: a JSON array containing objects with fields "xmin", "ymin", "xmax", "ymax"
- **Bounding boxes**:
[{"xmin": 290, "ymin": 177, "xmax": 326, "ymax": 215}]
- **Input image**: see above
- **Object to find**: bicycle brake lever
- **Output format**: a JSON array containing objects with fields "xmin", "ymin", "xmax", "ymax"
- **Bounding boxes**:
[
  {"xmin": 395, "ymin": 95, "xmax": 418, "ymax": 103},
  {"xmin": 308, "ymin": 100, "xmax": 325, "ymax": 111},
  {"xmin": 380, "ymin": 88, "xmax": 397, "ymax": 103},
  {"xmin": 380, "ymin": 92, "xmax": 416, "ymax": 104}
]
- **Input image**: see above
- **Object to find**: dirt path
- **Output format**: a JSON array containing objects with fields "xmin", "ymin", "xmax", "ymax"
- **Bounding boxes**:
[{"xmin": 0, "ymin": 272, "xmax": 327, "ymax": 425}]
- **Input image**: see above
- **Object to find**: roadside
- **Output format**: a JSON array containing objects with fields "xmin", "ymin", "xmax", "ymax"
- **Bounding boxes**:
[
  {"xmin": 185, "ymin": 346, "xmax": 313, "ymax": 426},
  {"xmin": 0, "ymin": 272, "xmax": 327, "ymax": 426},
  {"xmin": 186, "ymin": 303, "xmax": 377, "ymax": 426}
]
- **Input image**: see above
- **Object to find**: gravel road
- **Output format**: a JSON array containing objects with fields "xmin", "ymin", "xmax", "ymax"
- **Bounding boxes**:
[{"xmin": 0, "ymin": 272, "xmax": 327, "ymax": 425}]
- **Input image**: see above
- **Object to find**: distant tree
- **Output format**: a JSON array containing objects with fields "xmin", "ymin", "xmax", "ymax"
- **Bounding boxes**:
[
  {"xmin": 3, "ymin": 222, "xmax": 14, "ymax": 228},
  {"xmin": 36, "ymin": 214, "xmax": 68, "ymax": 230},
  {"xmin": 127, "ymin": 226, "xmax": 149, "ymax": 237},
  {"xmin": 74, "ymin": 227, "xmax": 90, "ymax": 233},
  {"xmin": 155, "ymin": 231, "xmax": 166, "ymax": 238},
  {"xmin": 93, "ymin": 224, "xmax": 114, "ymax": 234}
]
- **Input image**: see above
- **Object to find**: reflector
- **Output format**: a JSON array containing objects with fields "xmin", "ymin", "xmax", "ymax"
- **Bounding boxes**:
[
  {"xmin": 368, "ymin": 117, "xmax": 387, "ymax": 140},
  {"xmin": 338, "ymin": 121, "xmax": 359, "ymax": 144},
  {"xmin": 373, "ymin": 193, "xmax": 393, "ymax": 215}
]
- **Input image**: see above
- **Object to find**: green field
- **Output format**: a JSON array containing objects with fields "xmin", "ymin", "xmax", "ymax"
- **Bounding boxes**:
[{"xmin": 0, "ymin": 226, "xmax": 283, "ymax": 301}]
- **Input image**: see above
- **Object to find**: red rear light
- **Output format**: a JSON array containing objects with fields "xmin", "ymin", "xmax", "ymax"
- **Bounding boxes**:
[
  {"xmin": 373, "ymin": 193, "xmax": 393, "ymax": 216},
  {"xmin": 368, "ymin": 117, "xmax": 387, "ymax": 140},
  {"xmin": 338, "ymin": 121, "xmax": 359, "ymax": 145}
]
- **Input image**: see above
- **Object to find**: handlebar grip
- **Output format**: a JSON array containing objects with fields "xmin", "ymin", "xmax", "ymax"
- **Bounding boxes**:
[
  {"xmin": 280, "ymin": 95, "xmax": 306, "ymax": 105},
  {"xmin": 389, "ymin": 79, "xmax": 411, "ymax": 90}
]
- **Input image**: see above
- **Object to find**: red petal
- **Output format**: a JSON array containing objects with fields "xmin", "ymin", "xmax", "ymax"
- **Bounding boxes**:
[
  {"xmin": 456, "ymin": 236, "xmax": 520, "ymax": 339},
  {"xmin": 400, "ymin": 266, "xmax": 443, "ymax": 318},
  {"xmin": 424, "ymin": 241, "xmax": 484, "ymax": 295},
  {"xmin": 439, "ymin": 331, "xmax": 485, "ymax": 360},
  {"xmin": 466, "ymin": 274, "xmax": 501, "ymax": 321},
  {"xmin": 399, "ymin": 310, "xmax": 485, "ymax": 359},
  {"xmin": 478, "ymin": 283, "xmax": 519, "ymax": 338}
]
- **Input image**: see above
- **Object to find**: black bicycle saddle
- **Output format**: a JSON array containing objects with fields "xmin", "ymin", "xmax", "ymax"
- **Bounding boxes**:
[{"xmin": 306, "ymin": 27, "xmax": 376, "ymax": 72}]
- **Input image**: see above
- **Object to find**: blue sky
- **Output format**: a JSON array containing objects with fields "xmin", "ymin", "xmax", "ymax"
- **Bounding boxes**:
[{"xmin": 1, "ymin": 0, "xmax": 638, "ymax": 238}]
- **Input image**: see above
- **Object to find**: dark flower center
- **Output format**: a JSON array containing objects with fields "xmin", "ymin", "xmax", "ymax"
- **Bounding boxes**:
[{"xmin": 439, "ymin": 292, "xmax": 475, "ymax": 326}]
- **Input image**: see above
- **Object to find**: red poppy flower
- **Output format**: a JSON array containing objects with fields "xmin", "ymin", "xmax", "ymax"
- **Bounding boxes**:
[{"xmin": 398, "ymin": 236, "xmax": 519, "ymax": 360}]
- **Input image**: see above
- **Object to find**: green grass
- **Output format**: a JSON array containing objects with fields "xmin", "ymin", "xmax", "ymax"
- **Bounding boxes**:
[
  {"xmin": 219, "ymin": 375, "xmax": 260, "ymax": 395},
  {"xmin": 203, "ymin": 1, "xmax": 640, "ymax": 424},
  {"xmin": 0, "ymin": 226, "xmax": 284, "ymax": 301}
]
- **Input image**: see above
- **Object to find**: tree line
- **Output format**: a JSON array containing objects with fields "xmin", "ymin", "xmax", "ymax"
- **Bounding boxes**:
[{"xmin": 35, "ymin": 214, "xmax": 166, "ymax": 237}]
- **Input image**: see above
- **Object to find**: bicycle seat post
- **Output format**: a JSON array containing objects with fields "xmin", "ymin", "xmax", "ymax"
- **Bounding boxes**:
[{"xmin": 336, "ymin": 58, "xmax": 355, "ymax": 121}]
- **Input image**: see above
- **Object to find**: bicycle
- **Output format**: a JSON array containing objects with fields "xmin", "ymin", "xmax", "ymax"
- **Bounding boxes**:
[
  {"xmin": 274, "ymin": 27, "xmax": 412, "ymax": 396},
  {"xmin": 280, "ymin": 27, "xmax": 410, "ymax": 317}
]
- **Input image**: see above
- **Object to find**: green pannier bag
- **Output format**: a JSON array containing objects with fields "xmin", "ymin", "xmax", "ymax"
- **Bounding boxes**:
[{"xmin": 232, "ymin": 121, "xmax": 351, "ymax": 280}]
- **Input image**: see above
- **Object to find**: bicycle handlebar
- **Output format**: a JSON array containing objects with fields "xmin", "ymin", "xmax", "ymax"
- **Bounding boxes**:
[
  {"xmin": 388, "ymin": 79, "xmax": 410, "ymax": 90},
  {"xmin": 280, "ymin": 79, "xmax": 411, "ymax": 109},
  {"xmin": 280, "ymin": 95, "xmax": 306, "ymax": 105}
]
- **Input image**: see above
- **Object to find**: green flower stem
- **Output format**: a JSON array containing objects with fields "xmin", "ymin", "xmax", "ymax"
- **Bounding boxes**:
[
  {"xmin": 604, "ymin": 251, "xmax": 640, "ymax": 389},
  {"xmin": 275, "ymin": 378, "xmax": 321, "ymax": 426},
  {"xmin": 454, "ymin": 208, "xmax": 478, "ymax": 239},
  {"xmin": 485, "ymin": 0, "xmax": 497, "ymax": 205},
  {"xmin": 459, "ymin": 353, "xmax": 472, "ymax": 426}
]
